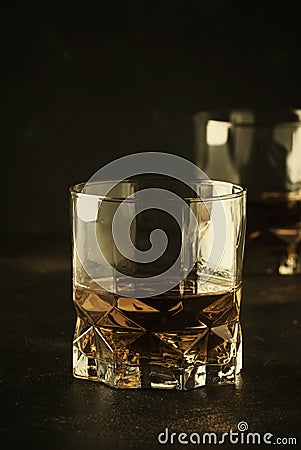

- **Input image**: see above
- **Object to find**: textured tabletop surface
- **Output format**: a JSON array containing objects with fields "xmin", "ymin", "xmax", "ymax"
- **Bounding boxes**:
[{"xmin": 1, "ymin": 236, "xmax": 300, "ymax": 449}]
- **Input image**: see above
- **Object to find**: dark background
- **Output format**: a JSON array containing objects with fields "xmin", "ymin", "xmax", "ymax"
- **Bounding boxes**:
[
  {"xmin": 1, "ymin": 4, "xmax": 301, "ymax": 449},
  {"xmin": 1, "ymin": 2, "xmax": 301, "ymax": 236}
]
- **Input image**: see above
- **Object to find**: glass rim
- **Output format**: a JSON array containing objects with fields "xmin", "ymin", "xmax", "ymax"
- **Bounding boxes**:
[{"xmin": 69, "ymin": 179, "xmax": 247, "ymax": 203}]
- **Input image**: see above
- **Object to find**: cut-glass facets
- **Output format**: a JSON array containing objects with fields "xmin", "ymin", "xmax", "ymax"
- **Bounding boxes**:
[{"xmin": 73, "ymin": 286, "xmax": 243, "ymax": 389}]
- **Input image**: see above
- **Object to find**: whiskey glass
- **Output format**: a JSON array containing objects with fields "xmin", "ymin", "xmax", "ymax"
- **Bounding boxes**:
[
  {"xmin": 194, "ymin": 109, "xmax": 301, "ymax": 275},
  {"xmin": 70, "ymin": 177, "xmax": 246, "ymax": 390}
]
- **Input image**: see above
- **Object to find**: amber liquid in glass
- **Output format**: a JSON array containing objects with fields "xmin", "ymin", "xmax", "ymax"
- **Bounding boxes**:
[{"xmin": 73, "ymin": 281, "xmax": 242, "ymax": 389}]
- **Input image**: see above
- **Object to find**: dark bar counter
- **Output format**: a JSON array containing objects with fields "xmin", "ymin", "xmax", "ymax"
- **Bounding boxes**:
[{"xmin": 1, "ymin": 235, "xmax": 300, "ymax": 449}]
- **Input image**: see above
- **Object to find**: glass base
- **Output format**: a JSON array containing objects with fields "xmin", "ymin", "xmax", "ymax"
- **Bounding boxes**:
[{"xmin": 73, "ymin": 341, "xmax": 242, "ymax": 390}]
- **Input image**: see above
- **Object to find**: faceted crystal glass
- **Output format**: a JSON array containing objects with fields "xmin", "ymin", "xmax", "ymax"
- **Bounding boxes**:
[{"xmin": 70, "ymin": 178, "xmax": 246, "ymax": 390}]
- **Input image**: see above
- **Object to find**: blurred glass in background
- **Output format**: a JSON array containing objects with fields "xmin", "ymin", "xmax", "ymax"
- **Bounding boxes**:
[{"xmin": 194, "ymin": 109, "xmax": 301, "ymax": 275}]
